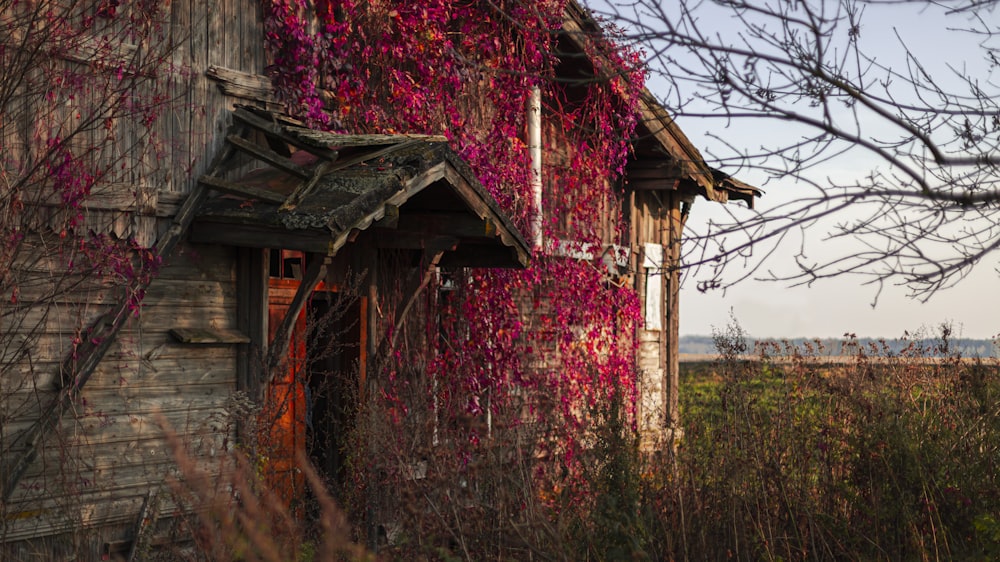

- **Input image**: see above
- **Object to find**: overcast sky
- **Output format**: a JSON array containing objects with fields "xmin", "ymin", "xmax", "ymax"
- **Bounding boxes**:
[{"xmin": 603, "ymin": 1, "xmax": 1000, "ymax": 340}]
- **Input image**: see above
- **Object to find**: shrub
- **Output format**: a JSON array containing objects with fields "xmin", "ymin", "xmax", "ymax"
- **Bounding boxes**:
[{"xmin": 657, "ymin": 322, "xmax": 1000, "ymax": 560}]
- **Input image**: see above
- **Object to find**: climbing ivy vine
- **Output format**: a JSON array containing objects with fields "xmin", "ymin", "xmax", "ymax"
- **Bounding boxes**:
[{"xmin": 263, "ymin": 0, "xmax": 646, "ymax": 490}]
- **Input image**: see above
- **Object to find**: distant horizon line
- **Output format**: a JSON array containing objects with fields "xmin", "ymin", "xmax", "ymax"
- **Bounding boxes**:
[{"xmin": 681, "ymin": 333, "xmax": 998, "ymax": 342}]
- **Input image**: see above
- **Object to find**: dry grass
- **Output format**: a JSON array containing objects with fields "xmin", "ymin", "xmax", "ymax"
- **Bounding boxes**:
[{"xmin": 156, "ymin": 327, "xmax": 1000, "ymax": 561}]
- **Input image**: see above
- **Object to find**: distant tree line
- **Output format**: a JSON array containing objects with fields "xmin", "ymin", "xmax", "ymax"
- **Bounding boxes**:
[{"xmin": 680, "ymin": 334, "xmax": 1000, "ymax": 358}]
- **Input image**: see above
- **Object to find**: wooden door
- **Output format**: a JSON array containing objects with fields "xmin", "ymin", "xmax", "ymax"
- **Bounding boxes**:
[
  {"xmin": 261, "ymin": 250, "xmax": 369, "ymax": 512},
  {"xmin": 262, "ymin": 276, "xmax": 309, "ymax": 512}
]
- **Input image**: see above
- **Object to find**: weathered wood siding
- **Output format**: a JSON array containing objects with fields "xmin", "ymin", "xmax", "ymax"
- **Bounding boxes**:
[
  {"xmin": 3, "ymin": 245, "xmax": 239, "ymax": 544},
  {"xmin": 1, "ymin": 0, "xmax": 266, "ymax": 550},
  {"xmin": 632, "ymin": 190, "xmax": 681, "ymax": 444},
  {"xmin": 542, "ymin": 118, "xmax": 622, "ymax": 246}
]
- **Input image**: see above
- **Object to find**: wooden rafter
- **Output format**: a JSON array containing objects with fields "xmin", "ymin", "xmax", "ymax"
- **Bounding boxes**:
[
  {"xmin": 232, "ymin": 107, "xmax": 340, "ymax": 160},
  {"xmin": 389, "ymin": 241, "xmax": 454, "ymax": 350},
  {"xmin": 226, "ymin": 134, "xmax": 312, "ymax": 179},
  {"xmin": 279, "ymin": 159, "xmax": 334, "ymax": 212},
  {"xmin": 197, "ymin": 174, "xmax": 288, "ymax": 204},
  {"xmin": 278, "ymin": 139, "xmax": 424, "ymax": 211}
]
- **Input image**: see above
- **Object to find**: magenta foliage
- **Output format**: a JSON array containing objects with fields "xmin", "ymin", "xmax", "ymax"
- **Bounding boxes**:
[
  {"xmin": 1, "ymin": 1, "xmax": 171, "ymax": 314},
  {"xmin": 45, "ymin": 138, "xmax": 98, "ymax": 229},
  {"xmin": 264, "ymin": 0, "xmax": 647, "ymax": 476}
]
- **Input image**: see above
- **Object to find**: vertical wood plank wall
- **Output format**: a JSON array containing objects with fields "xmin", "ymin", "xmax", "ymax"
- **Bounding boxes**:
[
  {"xmin": 633, "ymin": 190, "xmax": 681, "ymax": 446},
  {"xmin": 666, "ymin": 195, "xmax": 682, "ymax": 432},
  {"xmin": 1, "ymin": 0, "xmax": 266, "ymax": 548}
]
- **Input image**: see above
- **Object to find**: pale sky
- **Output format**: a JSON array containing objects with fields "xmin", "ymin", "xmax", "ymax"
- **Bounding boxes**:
[
  {"xmin": 602, "ymin": 1, "xmax": 1000, "ymax": 340},
  {"xmin": 679, "ymin": 242, "xmax": 1000, "ymax": 340}
]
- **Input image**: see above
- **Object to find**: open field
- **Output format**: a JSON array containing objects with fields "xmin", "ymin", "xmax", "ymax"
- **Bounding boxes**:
[
  {"xmin": 681, "ymin": 353, "xmax": 1000, "ymax": 364},
  {"xmin": 670, "ymin": 347, "xmax": 1000, "ymax": 560}
]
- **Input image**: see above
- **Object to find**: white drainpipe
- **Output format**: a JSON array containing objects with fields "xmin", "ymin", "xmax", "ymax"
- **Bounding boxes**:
[{"xmin": 528, "ymin": 86, "xmax": 543, "ymax": 251}]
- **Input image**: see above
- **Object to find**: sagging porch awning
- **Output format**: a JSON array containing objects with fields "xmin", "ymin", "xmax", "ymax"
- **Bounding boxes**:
[{"xmin": 190, "ymin": 107, "xmax": 530, "ymax": 268}]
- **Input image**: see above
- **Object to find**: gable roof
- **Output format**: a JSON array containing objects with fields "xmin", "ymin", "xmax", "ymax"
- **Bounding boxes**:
[
  {"xmin": 191, "ymin": 107, "xmax": 531, "ymax": 268},
  {"xmin": 561, "ymin": 1, "xmax": 762, "ymax": 207}
]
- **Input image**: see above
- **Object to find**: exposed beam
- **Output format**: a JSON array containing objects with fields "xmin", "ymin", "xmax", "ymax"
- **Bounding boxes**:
[
  {"xmin": 279, "ymin": 159, "xmax": 333, "ymax": 211},
  {"xmin": 279, "ymin": 139, "xmax": 424, "ymax": 211},
  {"xmin": 232, "ymin": 107, "xmax": 340, "ymax": 160},
  {"xmin": 189, "ymin": 221, "xmax": 339, "ymax": 254},
  {"xmin": 198, "ymin": 175, "xmax": 288, "ymax": 204},
  {"xmin": 389, "ymin": 245, "xmax": 450, "ymax": 350},
  {"xmin": 226, "ymin": 134, "xmax": 311, "ymax": 179}
]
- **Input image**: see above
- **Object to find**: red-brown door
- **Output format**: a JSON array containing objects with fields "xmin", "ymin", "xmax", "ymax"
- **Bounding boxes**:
[
  {"xmin": 261, "ymin": 250, "xmax": 368, "ymax": 512},
  {"xmin": 262, "ymin": 277, "xmax": 309, "ymax": 512}
]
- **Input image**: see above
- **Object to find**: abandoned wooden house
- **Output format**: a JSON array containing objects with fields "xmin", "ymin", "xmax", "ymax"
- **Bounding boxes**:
[{"xmin": 0, "ymin": 0, "xmax": 758, "ymax": 557}]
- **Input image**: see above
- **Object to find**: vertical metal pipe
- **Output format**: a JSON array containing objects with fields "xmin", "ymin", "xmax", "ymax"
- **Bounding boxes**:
[{"xmin": 528, "ymin": 86, "xmax": 543, "ymax": 251}]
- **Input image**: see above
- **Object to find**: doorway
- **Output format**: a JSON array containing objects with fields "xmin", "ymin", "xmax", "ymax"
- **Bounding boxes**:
[{"xmin": 262, "ymin": 250, "xmax": 363, "ymax": 511}]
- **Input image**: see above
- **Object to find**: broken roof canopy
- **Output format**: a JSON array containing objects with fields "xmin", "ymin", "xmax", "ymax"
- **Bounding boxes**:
[{"xmin": 191, "ymin": 108, "xmax": 531, "ymax": 268}]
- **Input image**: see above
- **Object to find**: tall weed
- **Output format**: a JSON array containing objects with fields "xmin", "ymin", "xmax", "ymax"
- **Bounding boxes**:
[
  {"xmin": 161, "ymin": 321, "xmax": 1000, "ymax": 561},
  {"xmin": 661, "ymin": 323, "xmax": 1000, "ymax": 560}
]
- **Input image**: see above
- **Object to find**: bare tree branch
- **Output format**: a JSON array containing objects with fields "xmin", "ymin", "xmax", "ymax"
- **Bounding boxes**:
[{"xmin": 595, "ymin": 0, "xmax": 1000, "ymax": 298}]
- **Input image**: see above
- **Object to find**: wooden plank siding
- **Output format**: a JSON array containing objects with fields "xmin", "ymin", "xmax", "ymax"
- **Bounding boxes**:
[
  {"xmin": 2, "ymin": 244, "xmax": 241, "ymax": 542},
  {"xmin": 632, "ymin": 190, "xmax": 684, "ymax": 445},
  {"xmin": 1, "ymin": 0, "xmax": 266, "ymax": 550},
  {"xmin": 541, "ymin": 118, "xmax": 623, "ymax": 247}
]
